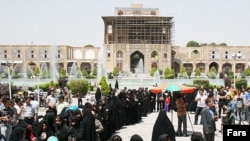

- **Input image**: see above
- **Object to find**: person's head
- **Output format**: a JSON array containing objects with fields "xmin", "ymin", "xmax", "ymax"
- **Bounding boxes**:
[
  {"xmin": 2, "ymin": 97, "xmax": 11, "ymax": 108},
  {"xmin": 55, "ymin": 115, "xmax": 63, "ymax": 127},
  {"xmin": 30, "ymin": 93, "xmax": 35, "ymax": 100},
  {"xmin": 25, "ymin": 96, "xmax": 32, "ymax": 105},
  {"xmin": 130, "ymin": 134, "xmax": 143, "ymax": 141},
  {"xmin": 15, "ymin": 97, "xmax": 23, "ymax": 106},
  {"xmin": 191, "ymin": 132, "xmax": 204, "ymax": 141},
  {"xmin": 10, "ymin": 126, "xmax": 27, "ymax": 140},
  {"xmin": 199, "ymin": 90, "xmax": 204, "ymax": 95},
  {"xmin": 109, "ymin": 134, "xmax": 122, "ymax": 141},
  {"xmin": 225, "ymin": 94, "xmax": 231, "ymax": 100},
  {"xmin": 207, "ymin": 93, "xmax": 214, "ymax": 99},
  {"xmin": 205, "ymin": 98, "xmax": 213, "ymax": 108},
  {"xmin": 58, "ymin": 95, "xmax": 64, "ymax": 102},
  {"xmin": 50, "ymin": 89, "xmax": 55, "ymax": 96}
]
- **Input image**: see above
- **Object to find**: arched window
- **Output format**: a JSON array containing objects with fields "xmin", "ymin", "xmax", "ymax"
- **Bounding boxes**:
[
  {"xmin": 151, "ymin": 51, "xmax": 158, "ymax": 58},
  {"xmin": 116, "ymin": 50, "xmax": 123, "ymax": 58}
]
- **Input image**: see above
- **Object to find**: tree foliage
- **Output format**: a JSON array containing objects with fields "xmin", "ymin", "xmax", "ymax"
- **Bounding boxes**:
[
  {"xmin": 207, "ymin": 66, "xmax": 218, "ymax": 79},
  {"xmin": 68, "ymin": 79, "xmax": 89, "ymax": 96},
  {"xmin": 92, "ymin": 67, "xmax": 97, "ymax": 76},
  {"xmin": 113, "ymin": 66, "xmax": 119, "ymax": 76},
  {"xmin": 59, "ymin": 69, "xmax": 67, "ymax": 78},
  {"xmin": 34, "ymin": 67, "xmax": 40, "ymax": 76},
  {"xmin": 150, "ymin": 67, "xmax": 157, "ymax": 76},
  {"xmin": 244, "ymin": 68, "xmax": 250, "ymax": 76},
  {"xmin": 164, "ymin": 67, "xmax": 175, "ymax": 79},
  {"xmin": 82, "ymin": 69, "xmax": 88, "ymax": 76},
  {"xmin": 186, "ymin": 41, "xmax": 200, "ymax": 47},
  {"xmin": 195, "ymin": 68, "xmax": 201, "ymax": 76},
  {"xmin": 99, "ymin": 76, "xmax": 109, "ymax": 96},
  {"xmin": 187, "ymin": 41, "xmax": 228, "ymax": 47},
  {"xmin": 210, "ymin": 66, "xmax": 217, "ymax": 74}
]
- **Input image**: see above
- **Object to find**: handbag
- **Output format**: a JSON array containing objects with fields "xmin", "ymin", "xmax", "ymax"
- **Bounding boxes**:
[
  {"xmin": 236, "ymin": 101, "xmax": 243, "ymax": 108},
  {"xmin": 159, "ymin": 95, "xmax": 164, "ymax": 101}
]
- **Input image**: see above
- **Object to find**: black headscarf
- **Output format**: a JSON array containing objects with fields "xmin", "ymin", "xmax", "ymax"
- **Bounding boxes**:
[
  {"xmin": 9, "ymin": 126, "xmax": 26, "ymax": 141},
  {"xmin": 82, "ymin": 109, "xmax": 96, "ymax": 141},
  {"xmin": 130, "ymin": 134, "xmax": 143, "ymax": 141},
  {"xmin": 34, "ymin": 119, "xmax": 54, "ymax": 141},
  {"xmin": 95, "ymin": 87, "xmax": 102, "ymax": 102},
  {"xmin": 55, "ymin": 115, "xmax": 70, "ymax": 141},
  {"xmin": 151, "ymin": 110, "xmax": 176, "ymax": 141}
]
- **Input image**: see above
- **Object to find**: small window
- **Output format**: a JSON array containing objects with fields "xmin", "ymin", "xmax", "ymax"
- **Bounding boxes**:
[
  {"xmin": 164, "ymin": 53, "xmax": 167, "ymax": 58},
  {"xmin": 18, "ymin": 54, "xmax": 20, "ymax": 58},
  {"xmin": 108, "ymin": 53, "xmax": 110, "ymax": 58}
]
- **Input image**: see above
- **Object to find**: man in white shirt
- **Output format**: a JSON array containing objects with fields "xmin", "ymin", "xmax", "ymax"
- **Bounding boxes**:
[
  {"xmin": 30, "ymin": 93, "xmax": 39, "ymax": 112},
  {"xmin": 56, "ymin": 95, "xmax": 69, "ymax": 115},
  {"xmin": 46, "ymin": 90, "xmax": 57, "ymax": 115},
  {"xmin": 23, "ymin": 97, "xmax": 37, "ymax": 125},
  {"xmin": 14, "ymin": 98, "xmax": 24, "ymax": 121},
  {"xmin": 194, "ymin": 89, "xmax": 207, "ymax": 125}
]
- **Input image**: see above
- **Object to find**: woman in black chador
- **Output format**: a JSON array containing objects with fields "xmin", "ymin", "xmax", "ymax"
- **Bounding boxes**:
[
  {"xmin": 95, "ymin": 87, "xmax": 102, "ymax": 102},
  {"xmin": 82, "ymin": 109, "xmax": 96, "ymax": 141},
  {"xmin": 54, "ymin": 115, "xmax": 70, "ymax": 141},
  {"xmin": 151, "ymin": 109, "xmax": 176, "ymax": 141},
  {"xmin": 68, "ymin": 116, "xmax": 84, "ymax": 141}
]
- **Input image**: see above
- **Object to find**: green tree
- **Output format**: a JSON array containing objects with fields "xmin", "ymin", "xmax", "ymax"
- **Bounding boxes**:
[
  {"xmin": 218, "ymin": 43, "xmax": 227, "ymax": 46},
  {"xmin": 186, "ymin": 41, "xmax": 200, "ymax": 47},
  {"xmin": 195, "ymin": 68, "xmax": 201, "ymax": 76},
  {"xmin": 164, "ymin": 67, "xmax": 174, "ymax": 79},
  {"xmin": 99, "ymin": 76, "xmax": 109, "ymax": 96},
  {"xmin": 50, "ymin": 80, "xmax": 55, "ymax": 87},
  {"xmin": 208, "ymin": 42, "xmax": 217, "ymax": 46},
  {"xmin": 92, "ymin": 67, "xmax": 97, "ymax": 76},
  {"xmin": 82, "ymin": 69, "xmax": 88, "ymax": 76},
  {"xmin": 59, "ymin": 69, "xmax": 67, "ymax": 78},
  {"xmin": 207, "ymin": 66, "xmax": 217, "ymax": 79},
  {"xmin": 34, "ymin": 67, "xmax": 40, "ymax": 76},
  {"xmin": 180, "ymin": 67, "xmax": 187, "ymax": 74},
  {"xmin": 150, "ymin": 67, "xmax": 157, "ymax": 76},
  {"xmin": 244, "ymin": 68, "xmax": 250, "ymax": 76},
  {"xmin": 210, "ymin": 66, "xmax": 217, "ymax": 74},
  {"xmin": 113, "ymin": 66, "xmax": 119, "ymax": 76},
  {"xmin": 68, "ymin": 79, "xmax": 88, "ymax": 96}
]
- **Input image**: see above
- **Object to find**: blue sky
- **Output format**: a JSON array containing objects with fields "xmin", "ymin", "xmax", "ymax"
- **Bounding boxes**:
[{"xmin": 0, "ymin": 0, "xmax": 250, "ymax": 47}]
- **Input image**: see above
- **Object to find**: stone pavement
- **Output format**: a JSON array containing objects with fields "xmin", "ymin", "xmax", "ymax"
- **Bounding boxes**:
[{"xmin": 114, "ymin": 111, "xmax": 223, "ymax": 141}]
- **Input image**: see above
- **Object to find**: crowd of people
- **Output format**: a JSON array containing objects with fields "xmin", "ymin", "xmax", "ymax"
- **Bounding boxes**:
[
  {"xmin": 1, "ymin": 82, "xmax": 249, "ymax": 141},
  {"xmin": 0, "ymin": 85, "xmax": 175, "ymax": 141},
  {"xmin": 192, "ymin": 85, "xmax": 250, "ymax": 141}
]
